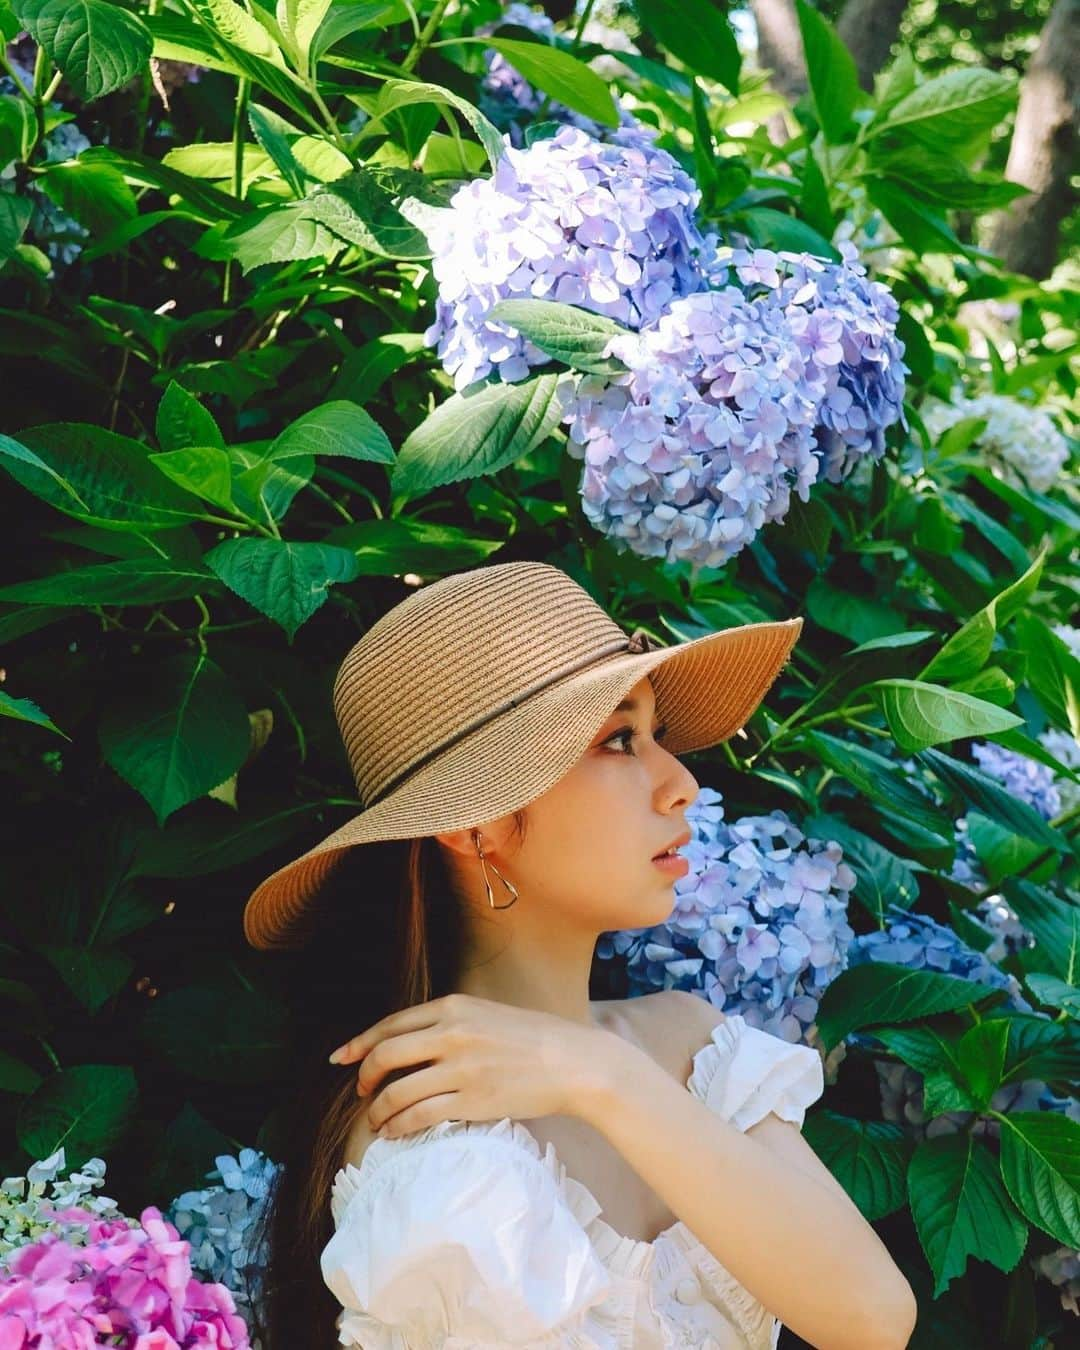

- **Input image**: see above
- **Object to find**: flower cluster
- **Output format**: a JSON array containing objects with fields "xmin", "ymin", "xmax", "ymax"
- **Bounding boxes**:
[
  {"xmin": 0, "ymin": 1198, "xmax": 249, "ymax": 1347},
  {"xmin": 971, "ymin": 740, "xmax": 1062, "ymax": 820},
  {"xmin": 1, "ymin": 1148, "xmax": 129, "ymax": 1264},
  {"xmin": 165, "ymin": 1147, "xmax": 279, "ymax": 1338},
  {"xmin": 920, "ymin": 390, "xmax": 1071, "ymax": 493},
  {"xmin": 422, "ymin": 124, "xmax": 717, "ymax": 389},
  {"xmin": 597, "ymin": 787, "xmax": 857, "ymax": 1042}
]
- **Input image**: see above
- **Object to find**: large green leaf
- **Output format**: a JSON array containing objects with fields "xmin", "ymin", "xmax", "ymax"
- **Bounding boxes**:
[
  {"xmin": 141, "ymin": 985, "xmax": 292, "ymax": 1084},
  {"xmin": 965, "ymin": 811, "xmax": 1045, "ymax": 888},
  {"xmin": 186, "ymin": 0, "xmax": 286, "ymax": 67},
  {"xmin": 393, "ymin": 373, "xmax": 564, "ymax": 497},
  {"xmin": 633, "ymin": 0, "xmax": 740, "ymax": 94},
  {"xmin": 310, "ymin": 0, "xmax": 405, "ymax": 65},
  {"xmin": 0, "ymin": 189, "xmax": 33, "ymax": 267},
  {"xmin": 38, "ymin": 157, "xmax": 138, "ymax": 238},
  {"xmin": 268, "ymin": 400, "xmax": 395, "ymax": 464},
  {"xmin": 802, "ymin": 730, "xmax": 953, "ymax": 837},
  {"xmin": 801, "ymin": 1111, "xmax": 912, "ymax": 1221},
  {"xmin": 998, "ymin": 1112, "xmax": 1080, "ymax": 1248},
  {"xmin": 872, "ymin": 66, "xmax": 1016, "ymax": 148},
  {"xmin": 247, "ymin": 101, "xmax": 309, "ymax": 196},
  {"xmin": 487, "ymin": 299, "xmax": 628, "ymax": 375},
  {"xmin": 806, "ymin": 577, "xmax": 905, "ymax": 645},
  {"xmin": 1014, "ymin": 613, "xmax": 1080, "ymax": 739},
  {"xmin": 0, "ymin": 557, "xmax": 220, "ymax": 607},
  {"xmin": 360, "ymin": 79, "xmax": 505, "ymax": 171},
  {"xmin": 14, "ymin": 0, "xmax": 153, "ymax": 101},
  {"xmin": 794, "ymin": 0, "xmax": 859, "ymax": 143},
  {"xmin": 149, "ymin": 446, "xmax": 237, "ymax": 513},
  {"xmin": 815, "ymin": 961, "xmax": 1003, "ymax": 1052},
  {"xmin": 156, "ymin": 380, "xmax": 226, "ymax": 452},
  {"xmin": 481, "ymin": 35, "xmax": 617, "ymax": 126},
  {"xmin": 328, "ymin": 332, "xmax": 426, "ymax": 405},
  {"xmin": 2, "ymin": 423, "xmax": 205, "ymax": 531},
  {"xmin": 908, "ymin": 1132, "xmax": 1028, "ymax": 1296},
  {"xmin": 17, "ymin": 1064, "xmax": 138, "ymax": 1171},
  {"xmin": 321, "ymin": 516, "xmax": 504, "ymax": 575},
  {"xmin": 0, "ymin": 690, "xmax": 68, "ymax": 737},
  {"xmin": 302, "ymin": 167, "xmax": 434, "ymax": 259},
  {"xmin": 1003, "ymin": 881, "xmax": 1080, "ymax": 986},
  {"xmin": 203, "ymin": 537, "xmax": 360, "ymax": 639},
  {"xmin": 98, "ymin": 649, "xmax": 253, "ymax": 824},
  {"xmin": 869, "ymin": 679, "xmax": 1022, "ymax": 752},
  {"xmin": 38, "ymin": 943, "xmax": 133, "ymax": 1014},
  {"xmin": 917, "ymin": 748, "xmax": 1068, "ymax": 854},
  {"xmin": 216, "ymin": 200, "xmax": 346, "ymax": 272},
  {"xmin": 920, "ymin": 547, "xmax": 1046, "ymax": 683}
]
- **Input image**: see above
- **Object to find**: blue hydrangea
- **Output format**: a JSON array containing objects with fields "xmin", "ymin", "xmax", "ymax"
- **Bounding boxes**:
[
  {"xmin": 558, "ymin": 284, "xmax": 825, "ymax": 567},
  {"xmin": 708, "ymin": 242, "xmax": 909, "ymax": 482},
  {"xmin": 165, "ymin": 1147, "xmax": 280, "ymax": 1336},
  {"xmin": 477, "ymin": 3, "xmax": 656, "ymax": 152},
  {"xmin": 971, "ymin": 740, "xmax": 1063, "ymax": 820},
  {"xmin": 421, "ymin": 124, "xmax": 718, "ymax": 389},
  {"xmin": 597, "ymin": 787, "xmax": 856, "ymax": 1042}
]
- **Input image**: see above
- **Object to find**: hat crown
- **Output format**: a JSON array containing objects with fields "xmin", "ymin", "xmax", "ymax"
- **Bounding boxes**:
[{"xmin": 333, "ymin": 562, "xmax": 627, "ymax": 807}]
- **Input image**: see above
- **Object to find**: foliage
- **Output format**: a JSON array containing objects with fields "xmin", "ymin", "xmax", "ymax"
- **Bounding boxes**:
[{"xmin": 1, "ymin": 1, "xmax": 1078, "ymax": 1345}]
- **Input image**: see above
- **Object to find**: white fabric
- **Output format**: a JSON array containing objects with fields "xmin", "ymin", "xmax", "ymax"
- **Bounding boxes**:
[{"xmin": 321, "ymin": 1012, "xmax": 825, "ymax": 1348}]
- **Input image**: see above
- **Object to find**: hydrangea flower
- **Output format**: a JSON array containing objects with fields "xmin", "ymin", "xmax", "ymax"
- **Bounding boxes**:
[
  {"xmin": 166, "ymin": 1147, "xmax": 280, "ymax": 1341},
  {"xmin": 970, "ymin": 740, "xmax": 1062, "ymax": 819},
  {"xmin": 1039, "ymin": 727, "xmax": 1080, "ymax": 813},
  {"xmin": 920, "ymin": 391, "xmax": 1071, "ymax": 493},
  {"xmin": 597, "ymin": 787, "xmax": 856, "ymax": 1042},
  {"xmin": 478, "ymin": 3, "xmax": 653, "ymax": 150},
  {"xmin": 1, "ymin": 1147, "xmax": 129, "ymax": 1264},
  {"xmin": 1032, "ymin": 1244, "xmax": 1080, "ymax": 1317},
  {"xmin": 708, "ymin": 242, "xmax": 910, "ymax": 482},
  {"xmin": 421, "ymin": 124, "xmax": 718, "ymax": 389},
  {"xmin": 559, "ymin": 284, "xmax": 825, "ymax": 567}
]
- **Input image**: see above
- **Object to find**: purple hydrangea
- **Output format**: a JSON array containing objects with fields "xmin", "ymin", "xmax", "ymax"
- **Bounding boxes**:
[
  {"xmin": 971, "ymin": 740, "xmax": 1063, "ymax": 820},
  {"xmin": 598, "ymin": 787, "xmax": 857, "ymax": 1042},
  {"xmin": 559, "ymin": 284, "xmax": 825, "ymax": 567},
  {"xmin": 421, "ymin": 124, "xmax": 718, "ymax": 389},
  {"xmin": 709, "ymin": 242, "xmax": 910, "ymax": 482}
]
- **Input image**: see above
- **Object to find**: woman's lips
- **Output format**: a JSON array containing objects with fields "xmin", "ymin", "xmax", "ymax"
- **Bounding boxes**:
[{"xmin": 652, "ymin": 852, "xmax": 690, "ymax": 876}]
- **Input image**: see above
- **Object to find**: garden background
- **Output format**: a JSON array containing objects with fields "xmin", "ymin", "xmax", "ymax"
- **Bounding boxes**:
[{"xmin": 1, "ymin": 1, "xmax": 1078, "ymax": 1346}]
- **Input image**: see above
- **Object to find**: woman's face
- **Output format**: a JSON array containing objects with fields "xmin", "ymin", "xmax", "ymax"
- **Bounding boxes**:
[{"xmin": 469, "ymin": 674, "xmax": 701, "ymax": 935}]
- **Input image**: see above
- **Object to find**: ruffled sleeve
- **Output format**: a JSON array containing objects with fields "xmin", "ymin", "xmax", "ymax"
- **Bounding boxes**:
[
  {"xmin": 320, "ymin": 1117, "xmax": 615, "ymax": 1348},
  {"xmin": 687, "ymin": 1012, "xmax": 824, "ymax": 1133}
]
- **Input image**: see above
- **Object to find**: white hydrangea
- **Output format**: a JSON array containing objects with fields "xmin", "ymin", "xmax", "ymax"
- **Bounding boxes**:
[{"xmin": 920, "ymin": 391, "xmax": 1071, "ymax": 493}]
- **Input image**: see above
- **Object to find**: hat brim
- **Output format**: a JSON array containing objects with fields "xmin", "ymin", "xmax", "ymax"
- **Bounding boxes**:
[{"xmin": 243, "ymin": 616, "xmax": 802, "ymax": 950}]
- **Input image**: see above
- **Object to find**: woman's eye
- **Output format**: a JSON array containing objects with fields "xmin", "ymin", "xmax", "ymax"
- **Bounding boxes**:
[{"xmin": 605, "ymin": 725, "xmax": 667, "ymax": 755}]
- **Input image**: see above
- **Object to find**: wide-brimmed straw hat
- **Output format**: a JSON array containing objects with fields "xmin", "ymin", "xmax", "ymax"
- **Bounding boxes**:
[{"xmin": 243, "ymin": 561, "xmax": 802, "ymax": 950}]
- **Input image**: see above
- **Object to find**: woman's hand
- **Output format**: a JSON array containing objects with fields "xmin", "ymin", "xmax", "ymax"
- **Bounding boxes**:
[{"xmin": 327, "ymin": 993, "xmax": 614, "ymax": 1137}]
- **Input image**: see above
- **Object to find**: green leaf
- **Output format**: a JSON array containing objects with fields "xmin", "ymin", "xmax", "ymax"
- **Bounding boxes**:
[
  {"xmin": 487, "ymin": 299, "xmax": 629, "ymax": 375},
  {"xmin": 310, "ymin": 0, "xmax": 404, "ymax": 66},
  {"xmin": 908, "ymin": 1133, "xmax": 1028, "ymax": 1296},
  {"xmin": 801, "ymin": 1112, "xmax": 912, "ymax": 1220},
  {"xmin": 149, "ymin": 446, "xmax": 237, "ymax": 513},
  {"xmin": 0, "ymin": 430, "xmax": 90, "ymax": 510},
  {"xmin": 14, "ymin": 0, "xmax": 153, "ymax": 100},
  {"xmin": 737, "ymin": 205, "xmax": 840, "ymax": 260},
  {"xmin": 38, "ymin": 944, "xmax": 133, "ymax": 1014},
  {"xmin": 965, "ymin": 811, "xmax": 1044, "ymax": 888},
  {"xmin": 268, "ymin": 399, "xmax": 395, "ymax": 465},
  {"xmin": 1014, "ymin": 613, "xmax": 1080, "ymax": 739},
  {"xmin": 141, "ymin": 985, "xmax": 292, "ymax": 1084},
  {"xmin": 865, "ymin": 178, "xmax": 969, "ymax": 257},
  {"xmin": 0, "ymin": 1049, "xmax": 43, "ymax": 1096},
  {"xmin": 322, "ymin": 516, "xmax": 504, "ymax": 574},
  {"xmin": 869, "ymin": 679, "xmax": 1022, "ymax": 752},
  {"xmin": 0, "ymin": 191, "xmax": 33, "ymax": 268},
  {"xmin": 216, "ymin": 201, "xmax": 346, "ymax": 272},
  {"xmin": 0, "ymin": 690, "xmax": 68, "ymax": 738},
  {"xmin": 77, "ymin": 144, "xmax": 250, "ymax": 222},
  {"xmin": 998, "ymin": 1016, "xmax": 1080, "ymax": 1086},
  {"xmin": 998, "ymin": 1112, "xmax": 1080, "ymax": 1248},
  {"xmin": 870, "ymin": 67, "xmax": 1016, "ymax": 158},
  {"xmin": 794, "ymin": 0, "xmax": 859, "ymax": 143},
  {"xmin": 302, "ymin": 166, "xmax": 434, "ymax": 259},
  {"xmin": 953, "ymin": 1018, "xmax": 1010, "ymax": 1112},
  {"xmin": 248, "ymin": 102, "xmax": 309, "ymax": 196},
  {"xmin": 918, "ymin": 748, "xmax": 1068, "ymax": 855},
  {"xmin": 393, "ymin": 373, "xmax": 564, "ymax": 497},
  {"xmin": 1024, "ymin": 974, "xmax": 1080, "ymax": 1019},
  {"xmin": 0, "ymin": 557, "xmax": 219, "ymax": 607},
  {"xmin": 804, "ymin": 813, "xmax": 919, "ymax": 923},
  {"xmin": 802, "ymin": 730, "xmax": 953, "ymax": 837},
  {"xmin": 328, "ymin": 332, "xmax": 426, "ymax": 405},
  {"xmin": 203, "ymin": 537, "xmax": 360, "ymax": 640},
  {"xmin": 275, "ymin": 0, "xmax": 332, "ymax": 69},
  {"xmin": 362, "ymin": 79, "xmax": 504, "ymax": 171},
  {"xmin": 17, "ymin": 1064, "xmax": 138, "ymax": 1171},
  {"xmin": 483, "ymin": 36, "xmax": 618, "ymax": 126},
  {"xmin": 920, "ymin": 547, "xmax": 1045, "ymax": 684},
  {"xmin": 37, "ymin": 157, "xmax": 137, "ymax": 237},
  {"xmin": 98, "ymin": 649, "xmax": 253, "ymax": 825},
  {"xmin": 633, "ymin": 0, "xmax": 740, "ymax": 94},
  {"xmin": 806, "ymin": 576, "xmax": 905, "ymax": 645},
  {"xmin": 1003, "ymin": 881, "xmax": 1080, "ymax": 986},
  {"xmin": 950, "ymin": 666, "xmax": 1015, "ymax": 708},
  {"xmin": 185, "ymin": 0, "xmax": 286, "ymax": 68},
  {"xmin": 156, "ymin": 380, "xmax": 225, "ymax": 452},
  {"xmin": 815, "ymin": 961, "xmax": 1004, "ymax": 1052}
]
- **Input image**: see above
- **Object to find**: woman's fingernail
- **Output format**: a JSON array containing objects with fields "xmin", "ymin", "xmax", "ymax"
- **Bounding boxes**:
[{"xmin": 328, "ymin": 1048, "xmax": 345, "ymax": 1064}]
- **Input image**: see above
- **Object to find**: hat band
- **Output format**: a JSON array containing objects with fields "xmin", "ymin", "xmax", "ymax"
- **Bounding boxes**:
[{"xmin": 363, "ymin": 630, "xmax": 656, "ymax": 810}]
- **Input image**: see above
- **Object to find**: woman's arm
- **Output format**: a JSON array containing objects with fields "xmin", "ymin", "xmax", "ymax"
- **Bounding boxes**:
[{"xmin": 577, "ymin": 1028, "xmax": 918, "ymax": 1350}]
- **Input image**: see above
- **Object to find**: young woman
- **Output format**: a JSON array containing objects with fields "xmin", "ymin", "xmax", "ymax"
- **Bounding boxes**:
[{"xmin": 244, "ymin": 560, "xmax": 917, "ymax": 1350}]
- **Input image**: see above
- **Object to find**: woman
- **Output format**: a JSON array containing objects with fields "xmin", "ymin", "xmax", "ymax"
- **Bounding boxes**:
[{"xmin": 244, "ymin": 560, "xmax": 917, "ymax": 1350}]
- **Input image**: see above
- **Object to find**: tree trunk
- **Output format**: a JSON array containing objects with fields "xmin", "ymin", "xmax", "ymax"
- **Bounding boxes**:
[
  {"xmin": 837, "ymin": 0, "xmax": 910, "ymax": 91},
  {"xmin": 987, "ymin": 0, "xmax": 1080, "ymax": 279},
  {"xmin": 750, "ymin": 0, "xmax": 807, "ymax": 102}
]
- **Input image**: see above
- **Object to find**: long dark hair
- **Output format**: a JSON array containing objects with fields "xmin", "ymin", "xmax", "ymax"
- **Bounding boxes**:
[{"xmin": 253, "ymin": 812, "xmax": 527, "ymax": 1350}]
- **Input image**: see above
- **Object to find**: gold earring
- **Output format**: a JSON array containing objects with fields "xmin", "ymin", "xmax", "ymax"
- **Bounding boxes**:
[{"xmin": 473, "ymin": 829, "xmax": 519, "ymax": 909}]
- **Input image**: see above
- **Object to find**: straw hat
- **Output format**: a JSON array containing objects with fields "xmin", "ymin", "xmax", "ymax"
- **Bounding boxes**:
[{"xmin": 243, "ymin": 561, "xmax": 802, "ymax": 950}]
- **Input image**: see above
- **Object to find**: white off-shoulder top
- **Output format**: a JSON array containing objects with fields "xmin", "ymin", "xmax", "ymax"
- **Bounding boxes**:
[{"xmin": 321, "ymin": 1012, "xmax": 826, "ymax": 1349}]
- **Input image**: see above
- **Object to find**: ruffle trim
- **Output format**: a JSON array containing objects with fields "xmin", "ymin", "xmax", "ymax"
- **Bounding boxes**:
[{"xmin": 686, "ymin": 1013, "xmax": 825, "ymax": 1133}]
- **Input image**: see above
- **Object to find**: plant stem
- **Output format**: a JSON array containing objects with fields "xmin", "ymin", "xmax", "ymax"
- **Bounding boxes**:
[
  {"xmin": 401, "ymin": 0, "xmax": 455, "ymax": 74},
  {"xmin": 223, "ymin": 75, "xmax": 251, "ymax": 306}
]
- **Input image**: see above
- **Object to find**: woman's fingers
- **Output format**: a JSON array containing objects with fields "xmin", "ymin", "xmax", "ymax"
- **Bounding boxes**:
[
  {"xmin": 355, "ymin": 1027, "xmax": 443, "ymax": 1099},
  {"xmin": 329, "ymin": 999, "xmax": 447, "ymax": 1063},
  {"xmin": 366, "ymin": 1065, "xmax": 456, "ymax": 1133}
]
